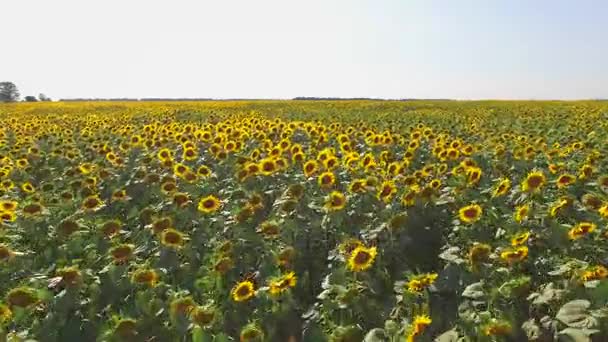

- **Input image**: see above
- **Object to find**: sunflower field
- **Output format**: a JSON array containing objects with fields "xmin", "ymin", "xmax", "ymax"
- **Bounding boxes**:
[{"xmin": 0, "ymin": 100, "xmax": 608, "ymax": 342}]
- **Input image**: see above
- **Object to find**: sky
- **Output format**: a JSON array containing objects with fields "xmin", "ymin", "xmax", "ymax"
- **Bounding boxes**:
[{"xmin": 3, "ymin": 0, "xmax": 608, "ymax": 100}]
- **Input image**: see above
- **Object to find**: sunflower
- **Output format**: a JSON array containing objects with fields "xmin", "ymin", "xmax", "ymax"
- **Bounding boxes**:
[
  {"xmin": 197, "ymin": 195, "xmax": 221, "ymax": 214},
  {"xmin": 348, "ymin": 179, "xmax": 367, "ymax": 193},
  {"xmin": 0, "ymin": 200, "xmax": 18, "ymax": 212},
  {"xmin": 521, "ymin": 170, "xmax": 546, "ymax": 192},
  {"xmin": 500, "ymin": 246, "xmax": 528, "ymax": 264},
  {"xmin": 429, "ymin": 178, "xmax": 442, "ymax": 190},
  {"xmin": 182, "ymin": 147, "xmax": 198, "ymax": 161},
  {"xmin": 347, "ymin": 245, "xmax": 377, "ymax": 272},
  {"xmin": 277, "ymin": 246, "xmax": 296, "ymax": 268},
  {"xmin": 113, "ymin": 318, "xmax": 138, "ymax": 339},
  {"xmin": 259, "ymin": 158, "xmax": 277, "ymax": 176},
  {"xmin": 160, "ymin": 228, "xmax": 186, "ymax": 248},
  {"xmin": 407, "ymin": 315, "xmax": 432, "ymax": 341},
  {"xmin": 21, "ymin": 182, "xmax": 35, "ymax": 193},
  {"xmin": 131, "ymin": 268, "xmax": 159, "ymax": 287},
  {"xmin": 468, "ymin": 243, "xmax": 491, "ymax": 266},
  {"xmin": 458, "ymin": 204, "xmax": 482, "ymax": 224},
  {"xmin": 511, "ymin": 231, "xmax": 530, "ymax": 246},
  {"xmin": 111, "ymin": 189, "xmax": 129, "ymax": 202},
  {"xmin": 492, "ymin": 178, "xmax": 511, "ymax": 197},
  {"xmin": 5, "ymin": 287, "xmax": 38, "ymax": 308},
  {"xmin": 82, "ymin": 195, "xmax": 103, "ymax": 212},
  {"xmin": 483, "ymin": 321, "xmax": 512, "ymax": 336},
  {"xmin": 100, "ymin": 220, "xmax": 122, "ymax": 238},
  {"xmin": 0, "ymin": 303, "xmax": 11, "ymax": 323},
  {"xmin": 257, "ymin": 221, "xmax": 280, "ymax": 239},
  {"xmin": 110, "ymin": 244, "xmax": 135, "ymax": 264},
  {"xmin": 325, "ymin": 191, "xmax": 347, "ymax": 211},
  {"xmin": 599, "ymin": 204, "xmax": 608, "ymax": 218},
  {"xmin": 556, "ymin": 173, "xmax": 576, "ymax": 188},
  {"xmin": 190, "ymin": 305, "xmax": 216, "ymax": 327},
  {"xmin": 157, "ymin": 148, "xmax": 173, "ymax": 161},
  {"xmin": 582, "ymin": 193, "xmax": 603, "ymax": 211},
  {"xmin": 0, "ymin": 211, "xmax": 17, "ymax": 222},
  {"xmin": 302, "ymin": 160, "xmax": 318, "ymax": 178},
  {"xmin": 406, "ymin": 273, "xmax": 438, "ymax": 293},
  {"xmin": 268, "ymin": 271, "xmax": 297, "ymax": 296},
  {"xmin": 170, "ymin": 297, "xmax": 196, "ymax": 317},
  {"xmin": 173, "ymin": 163, "xmax": 189, "ymax": 178},
  {"xmin": 377, "ymin": 180, "xmax": 397, "ymax": 203},
  {"xmin": 568, "ymin": 222, "xmax": 596, "ymax": 240},
  {"xmin": 581, "ymin": 265, "xmax": 608, "ymax": 282},
  {"xmin": 466, "ymin": 167, "xmax": 482, "ymax": 185},
  {"xmin": 240, "ymin": 323, "xmax": 264, "ymax": 342},
  {"xmin": 57, "ymin": 266, "xmax": 82, "ymax": 287},
  {"xmin": 401, "ymin": 186, "xmax": 419, "ymax": 207},
  {"xmin": 514, "ymin": 204, "xmax": 529, "ymax": 223},
  {"xmin": 231, "ymin": 280, "xmax": 255, "ymax": 302},
  {"xmin": 317, "ymin": 171, "xmax": 336, "ymax": 189},
  {"xmin": 197, "ymin": 165, "xmax": 212, "ymax": 178},
  {"xmin": 0, "ymin": 244, "xmax": 15, "ymax": 261}
]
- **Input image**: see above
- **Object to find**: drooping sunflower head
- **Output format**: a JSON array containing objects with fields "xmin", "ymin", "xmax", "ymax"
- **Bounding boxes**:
[
  {"xmin": 110, "ymin": 244, "xmax": 135, "ymax": 264},
  {"xmin": 468, "ymin": 243, "xmax": 492, "ymax": 266},
  {"xmin": 81, "ymin": 195, "xmax": 103, "ymax": 212},
  {"xmin": 257, "ymin": 221, "xmax": 280, "ymax": 239},
  {"xmin": 190, "ymin": 305, "xmax": 216, "ymax": 328},
  {"xmin": 100, "ymin": 220, "xmax": 122, "ymax": 238},
  {"xmin": 169, "ymin": 296, "xmax": 196, "ymax": 318},
  {"xmin": 483, "ymin": 320, "xmax": 512, "ymax": 336},
  {"xmin": 240, "ymin": 323, "xmax": 264, "ymax": 342},
  {"xmin": 131, "ymin": 268, "xmax": 159, "ymax": 287},
  {"xmin": 6, "ymin": 286, "xmax": 38, "ymax": 308}
]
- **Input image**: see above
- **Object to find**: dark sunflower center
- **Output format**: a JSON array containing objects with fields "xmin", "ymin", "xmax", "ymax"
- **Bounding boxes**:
[
  {"xmin": 464, "ymin": 208, "xmax": 478, "ymax": 218},
  {"xmin": 354, "ymin": 250, "xmax": 371, "ymax": 264}
]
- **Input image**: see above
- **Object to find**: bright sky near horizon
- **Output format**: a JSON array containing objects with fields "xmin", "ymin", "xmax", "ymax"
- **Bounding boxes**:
[{"xmin": 3, "ymin": 0, "xmax": 608, "ymax": 100}]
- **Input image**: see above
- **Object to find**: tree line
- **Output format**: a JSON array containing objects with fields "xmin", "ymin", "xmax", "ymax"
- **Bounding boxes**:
[{"xmin": 0, "ymin": 82, "xmax": 51, "ymax": 102}]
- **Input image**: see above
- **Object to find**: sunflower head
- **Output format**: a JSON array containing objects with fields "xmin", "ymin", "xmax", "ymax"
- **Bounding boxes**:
[
  {"xmin": 131, "ymin": 268, "xmax": 159, "ymax": 287},
  {"xmin": 521, "ymin": 170, "xmax": 546, "ymax": 192},
  {"xmin": 160, "ymin": 228, "xmax": 186, "ymax": 248},
  {"xmin": 325, "ymin": 191, "xmax": 347, "ymax": 211},
  {"xmin": 231, "ymin": 280, "xmax": 255, "ymax": 302},
  {"xmin": 197, "ymin": 195, "xmax": 221, "ymax": 214},
  {"xmin": 458, "ymin": 204, "xmax": 482, "ymax": 224},
  {"xmin": 347, "ymin": 245, "xmax": 377, "ymax": 272}
]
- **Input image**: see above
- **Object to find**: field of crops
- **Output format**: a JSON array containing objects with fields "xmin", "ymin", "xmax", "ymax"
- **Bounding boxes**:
[{"xmin": 0, "ymin": 100, "xmax": 607, "ymax": 341}]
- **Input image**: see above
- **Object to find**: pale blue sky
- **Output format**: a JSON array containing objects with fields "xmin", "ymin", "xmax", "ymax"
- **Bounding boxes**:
[{"xmin": 3, "ymin": 0, "xmax": 607, "ymax": 100}]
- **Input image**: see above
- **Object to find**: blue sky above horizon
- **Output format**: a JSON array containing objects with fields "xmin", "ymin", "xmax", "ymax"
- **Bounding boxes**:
[{"xmin": 3, "ymin": 0, "xmax": 607, "ymax": 100}]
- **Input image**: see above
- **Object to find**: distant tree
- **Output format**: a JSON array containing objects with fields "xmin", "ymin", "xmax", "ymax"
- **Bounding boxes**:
[
  {"xmin": 24, "ymin": 95, "xmax": 38, "ymax": 102},
  {"xmin": 0, "ymin": 82, "xmax": 20, "ymax": 102},
  {"xmin": 38, "ymin": 93, "xmax": 51, "ymax": 101}
]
